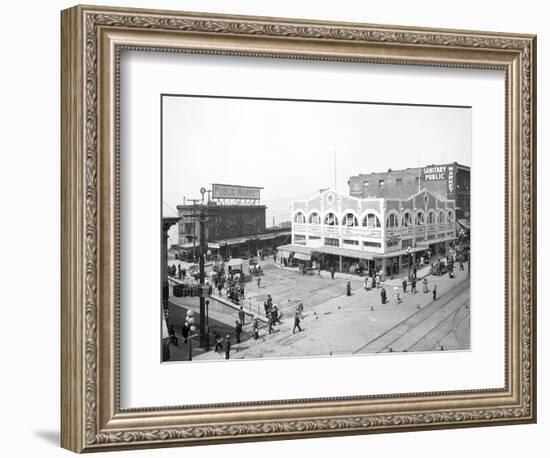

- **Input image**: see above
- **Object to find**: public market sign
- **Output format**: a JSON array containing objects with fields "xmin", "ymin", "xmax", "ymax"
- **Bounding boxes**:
[{"xmin": 211, "ymin": 183, "xmax": 262, "ymax": 200}]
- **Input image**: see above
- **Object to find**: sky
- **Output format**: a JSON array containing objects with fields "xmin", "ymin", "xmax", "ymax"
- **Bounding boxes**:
[{"xmin": 162, "ymin": 95, "xmax": 471, "ymax": 230}]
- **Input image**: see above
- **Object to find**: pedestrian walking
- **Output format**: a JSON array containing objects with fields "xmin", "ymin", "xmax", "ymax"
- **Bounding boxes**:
[
  {"xmin": 257, "ymin": 276, "xmax": 261, "ymax": 288},
  {"xmin": 264, "ymin": 300, "xmax": 270, "ymax": 318},
  {"xmin": 181, "ymin": 323, "xmax": 189, "ymax": 343},
  {"xmin": 394, "ymin": 286, "xmax": 401, "ymax": 305},
  {"xmin": 238, "ymin": 306, "xmax": 245, "ymax": 326},
  {"xmin": 268, "ymin": 314, "xmax": 274, "ymax": 334},
  {"xmin": 423, "ymin": 277, "xmax": 429, "ymax": 293},
  {"xmin": 235, "ymin": 320, "xmax": 242, "ymax": 344},
  {"xmin": 460, "ymin": 258, "xmax": 464, "ymax": 271},
  {"xmin": 296, "ymin": 300, "xmax": 304, "ymax": 319},
  {"xmin": 402, "ymin": 278, "xmax": 407, "ymax": 293},
  {"xmin": 272, "ymin": 306, "xmax": 282, "ymax": 325},
  {"xmin": 413, "ymin": 264, "xmax": 417, "ymax": 279},
  {"xmin": 346, "ymin": 281, "xmax": 352, "ymax": 297},
  {"xmin": 168, "ymin": 325, "xmax": 178, "ymax": 346},
  {"xmin": 411, "ymin": 277, "xmax": 417, "ymax": 294},
  {"xmin": 433, "ymin": 284, "xmax": 437, "ymax": 301},
  {"xmin": 223, "ymin": 335, "xmax": 231, "ymax": 360},
  {"xmin": 330, "ymin": 265, "xmax": 336, "ymax": 279},
  {"xmin": 364, "ymin": 276, "xmax": 369, "ymax": 292},
  {"xmin": 292, "ymin": 311, "xmax": 302, "ymax": 334},
  {"xmin": 213, "ymin": 330, "xmax": 222, "ymax": 352},
  {"xmin": 380, "ymin": 286, "xmax": 387, "ymax": 304},
  {"xmin": 252, "ymin": 317, "xmax": 260, "ymax": 340}
]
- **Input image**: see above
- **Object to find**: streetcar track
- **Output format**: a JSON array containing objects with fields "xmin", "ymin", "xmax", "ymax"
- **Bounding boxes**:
[
  {"xmin": 352, "ymin": 279, "xmax": 470, "ymax": 354},
  {"xmin": 404, "ymin": 300, "xmax": 469, "ymax": 352}
]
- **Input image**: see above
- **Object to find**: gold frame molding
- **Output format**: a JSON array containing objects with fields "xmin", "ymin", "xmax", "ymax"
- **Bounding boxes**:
[{"xmin": 61, "ymin": 4, "xmax": 537, "ymax": 453}]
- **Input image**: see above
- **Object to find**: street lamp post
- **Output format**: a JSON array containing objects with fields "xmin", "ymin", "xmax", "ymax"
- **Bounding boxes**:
[
  {"xmin": 407, "ymin": 246, "xmax": 412, "ymax": 279},
  {"xmin": 185, "ymin": 310, "xmax": 196, "ymax": 361}
]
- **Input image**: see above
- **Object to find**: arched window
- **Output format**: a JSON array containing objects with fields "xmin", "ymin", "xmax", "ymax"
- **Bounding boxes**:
[
  {"xmin": 308, "ymin": 212, "xmax": 321, "ymax": 225},
  {"xmin": 438, "ymin": 210, "xmax": 445, "ymax": 223},
  {"xmin": 448, "ymin": 210, "xmax": 454, "ymax": 222},
  {"xmin": 324, "ymin": 212, "xmax": 339, "ymax": 226},
  {"xmin": 402, "ymin": 211, "xmax": 413, "ymax": 227},
  {"xmin": 386, "ymin": 213, "xmax": 399, "ymax": 228},
  {"xmin": 427, "ymin": 210, "xmax": 436, "ymax": 225},
  {"xmin": 294, "ymin": 212, "xmax": 306, "ymax": 224},
  {"xmin": 342, "ymin": 213, "xmax": 358, "ymax": 227},
  {"xmin": 415, "ymin": 211, "xmax": 425, "ymax": 225},
  {"xmin": 362, "ymin": 213, "xmax": 381, "ymax": 228}
]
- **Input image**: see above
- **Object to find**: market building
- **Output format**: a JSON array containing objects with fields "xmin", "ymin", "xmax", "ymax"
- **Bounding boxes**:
[
  {"xmin": 278, "ymin": 188, "xmax": 456, "ymax": 276},
  {"xmin": 175, "ymin": 183, "xmax": 290, "ymax": 260},
  {"xmin": 348, "ymin": 162, "xmax": 470, "ymax": 231}
]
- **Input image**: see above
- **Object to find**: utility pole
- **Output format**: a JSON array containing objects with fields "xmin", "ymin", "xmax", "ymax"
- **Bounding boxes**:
[{"xmin": 182, "ymin": 190, "xmax": 217, "ymax": 351}]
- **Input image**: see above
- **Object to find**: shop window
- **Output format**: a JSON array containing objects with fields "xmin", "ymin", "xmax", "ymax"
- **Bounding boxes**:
[
  {"xmin": 342, "ymin": 213, "xmax": 359, "ymax": 227},
  {"xmin": 294, "ymin": 234, "xmax": 306, "ymax": 245},
  {"xmin": 324, "ymin": 237, "xmax": 339, "ymax": 247},
  {"xmin": 343, "ymin": 239, "xmax": 359, "ymax": 246},
  {"xmin": 362, "ymin": 213, "xmax": 381, "ymax": 228},
  {"xmin": 386, "ymin": 213, "xmax": 399, "ymax": 227},
  {"xmin": 294, "ymin": 212, "xmax": 306, "ymax": 224},
  {"xmin": 363, "ymin": 241, "xmax": 381, "ymax": 248},
  {"xmin": 448, "ymin": 210, "xmax": 454, "ymax": 222},
  {"xmin": 324, "ymin": 213, "xmax": 339, "ymax": 226},
  {"xmin": 308, "ymin": 212, "xmax": 321, "ymax": 225}
]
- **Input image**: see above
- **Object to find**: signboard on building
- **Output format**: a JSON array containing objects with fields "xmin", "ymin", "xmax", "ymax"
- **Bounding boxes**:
[
  {"xmin": 423, "ymin": 164, "xmax": 455, "ymax": 199},
  {"xmin": 211, "ymin": 183, "xmax": 261, "ymax": 200}
]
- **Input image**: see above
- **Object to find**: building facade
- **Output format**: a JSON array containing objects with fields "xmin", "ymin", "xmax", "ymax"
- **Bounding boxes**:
[
  {"xmin": 177, "ymin": 204, "xmax": 267, "ymax": 245},
  {"xmin": 280, "ymin": 189, "xmax": 456, "ymax": 275},
  {"xmin": 175, "ymin": 184, "xmax": 289, "ymax": 259},
  {"xmin": 348, "ymin": 162, "xmax": 470, "ymax": 220}
]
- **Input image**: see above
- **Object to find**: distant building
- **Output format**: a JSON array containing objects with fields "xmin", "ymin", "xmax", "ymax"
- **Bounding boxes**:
[
  {"xmin": 348, "ymin": 162, "xmax": 470, "ymax": 221},
  {"xmin": 176, "ymin": 184, "xmax": 289, "ymax": 259},
  {"xmin": 177, "ymin": 203, "xmax": 267, "ymax": 245},
  {"xmin": 279, "ymin": 188, "xmax": 456, "ymax": 275}
]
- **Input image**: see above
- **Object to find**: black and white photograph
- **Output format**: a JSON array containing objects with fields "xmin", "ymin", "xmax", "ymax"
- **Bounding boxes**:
[{"xmin": 161, "ymin": 95, "xmax": 471, "ymax": 362}]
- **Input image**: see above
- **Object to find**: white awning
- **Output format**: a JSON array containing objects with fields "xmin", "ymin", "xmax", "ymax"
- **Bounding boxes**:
[{"xmin": 294, "ymin": 252, "xmax": 311, "ymax": 261}]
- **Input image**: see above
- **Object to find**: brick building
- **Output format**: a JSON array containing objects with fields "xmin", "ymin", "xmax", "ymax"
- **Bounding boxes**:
[{"xmin": 348, "ymin": 162, "xmax": 470, "ymax": 220}]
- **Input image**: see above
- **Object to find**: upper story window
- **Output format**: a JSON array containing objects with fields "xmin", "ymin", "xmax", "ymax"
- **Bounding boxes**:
[
  {"xmin": 342, "ymin": 213, "xmax": 359, "ymax": 227},
  {"xmin": 362, "ymin": 213, "xmax": 381, "ymax": 228},
  {"xmin": 379, "ymin": 179, "xmax": 385, "ymax": 186},
  {"xmin": 324, "ymin": 212, "xmax": 339, "ymax": 226},
  {"xmin": 415, "ymin": 211, "xmax": 425, "ymax": 225},
  {"xmin": 427, "ymin": 210, "xmax": 436, "ymax": 224},
  {"xmin": 396, "ymin": 178, "xmax": 403, "ymax": 187},
  {"xmin": 386, "ymin": 213, "xmax": 399, "ymax": 228},
  {"xmin": 402, "ymin": 211, "xmax": 412, "ymax": 227},
  {"xmin": 308, "ymin": 212, "xmax": 321, "ymax": 225},
  {"xmin": 448, "ymin": 210, "xmax": 454, "ymax": 222},
  {"xmin": 438, "ymin": 211, "xmax": 446, "ymax": 223},
  {"xmin": 294, "ymin": 212, "xmax": 306, "ymax": 224}
]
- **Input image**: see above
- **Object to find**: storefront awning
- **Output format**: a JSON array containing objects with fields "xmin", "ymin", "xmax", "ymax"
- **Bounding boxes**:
[
  {"xmin": 208, "ymin": 242, "xmax": 220, "ymax": 250},
  {"xmin": 311, "ymin": 245, "xmax": 375, "ymax": 260},
  {"xmin": 277, "ymin": 244, "xmax": 313, "ymax": 255},
  {"xmin": 458, "ymin": 219, "xmax": 471, "ymax": 230},
  {"xmin": 379, "ymin": 245, "xmax": 428, "ymax": 259},
  {"xmin": 294, "ymin": 252, "xmax": 311, "ymax": 261}
]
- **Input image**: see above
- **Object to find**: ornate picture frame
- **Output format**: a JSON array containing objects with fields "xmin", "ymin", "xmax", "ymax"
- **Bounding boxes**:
[{"xmin": 61, "ymin": 4, "xmax": 536, "ymax": 453}]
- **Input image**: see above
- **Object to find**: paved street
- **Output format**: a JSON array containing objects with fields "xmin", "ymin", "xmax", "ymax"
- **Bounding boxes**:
[{"xmin": 165, "ymin": 258, "xmax": 470, "ymax": 361}]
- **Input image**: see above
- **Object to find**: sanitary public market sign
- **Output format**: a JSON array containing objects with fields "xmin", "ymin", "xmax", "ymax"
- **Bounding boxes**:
[
  {"xmin": 423, "ymin": 164, "xmax": 455, "ymax": 194},
  {"xmin": 211, "ymin": 183, "xmax": 262, "ymax": 200}
]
